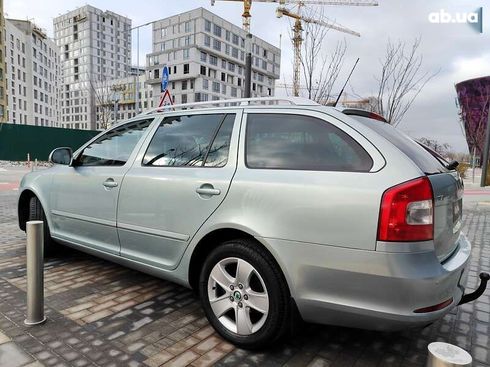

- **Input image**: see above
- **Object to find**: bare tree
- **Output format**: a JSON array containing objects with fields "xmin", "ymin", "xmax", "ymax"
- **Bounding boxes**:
[
  {"xmin": 90, "ymin": 78, "xmax": 114, "ymax": 130},
  {"xmin": 417, "ymin": 137, "xmax": 451, "ymax": 156},
  {"xmin": 372, "ymin": 38, "xmax": 438, "ymax": 126},
  {"xmin": 289, "ymin": 9, "xmax": 347, "ymax": 104}
]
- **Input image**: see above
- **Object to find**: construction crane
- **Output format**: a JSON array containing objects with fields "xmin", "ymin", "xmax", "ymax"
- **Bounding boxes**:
[
  {"xmin": 211, "ymin": 0, "xmax": 378, "ymax": 97},
  {"xmin": 277, "ymin": 5, "xmax": 365, "ymax": 96},
  {"xmin": 211, "ymin": 0, "xmax": 378, "ymax": 34}
]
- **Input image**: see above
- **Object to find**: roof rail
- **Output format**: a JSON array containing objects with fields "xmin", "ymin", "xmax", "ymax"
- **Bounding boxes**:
[{"xmin": 142, "ymin": 97, "xmax": 319, "ymax": 115}]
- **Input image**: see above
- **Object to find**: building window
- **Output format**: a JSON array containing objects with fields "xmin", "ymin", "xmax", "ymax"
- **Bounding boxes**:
[
  {"xmin": 213, "ymin": 24, "xmax": 222, "ymax": 37},
  {"xmin": 183, "ymin": 49, "xmax": 189, "ymax": 59},
  {"xmin": 182, "ymin": 80, "xmax": 187, "ymax": 90},
  {"xmin": 232, "ymin": 34, "xmax": 239, "ymax": 45},
  {"xmin": 204, "ymin": 35, "xmax": 211, "ymax": 47},
  {"xmin": 183, "ymin": 64, "xmax": 189, "ymax": 74},
  {"xmin": 212, "ymin": 82, "xmax": 220, "ymax": 93},
  {"xmin": 205, "ymin": 19, "xmax": 211, "ymax": 32},
  {"xmin": 203, "ymin": 79, "xmax": 209, "ymax": 90},
  {"xmin": 200, "ymin": 51, "xmax": 207, "ymax": 62},
  {"xmin": 213, "ymin": 39, "xmax": 221, "ymax": 51},
  {"xmin": 200, "ymin": 65, "xmax": 206, "ymax": 75},
  {"xmin": 209, "ymin": 55, "xmax": 217, "ymax": 66},
  {"xmin": 185, "ymin": 21, "xmax": 191, "ymax": 32},
  {"xmin": 221, "ymin": 73, "xmax": 226, "ymax": 82}
]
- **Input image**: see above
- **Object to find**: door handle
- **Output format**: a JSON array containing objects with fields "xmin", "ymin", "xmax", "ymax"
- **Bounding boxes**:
[
  {"xmin": 196, "ymin": 185, "xmax": 221, "ymax": 196},
  {"xmin": 103, "ymin": 179, "xmax": 118, "ymax": 188}
]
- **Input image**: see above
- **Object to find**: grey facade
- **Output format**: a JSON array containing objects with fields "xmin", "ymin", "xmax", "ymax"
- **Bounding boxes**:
[
  {"xmin": 5, "ymin": 19, "xmax": 61, "ymax": 127},
  {"xmin": 53, "ymin": 5, "xmax": 131, "ymax": 130},
  {"xmin": 146, "ymin": 8, "xmax": 281, "ymax": 105}
]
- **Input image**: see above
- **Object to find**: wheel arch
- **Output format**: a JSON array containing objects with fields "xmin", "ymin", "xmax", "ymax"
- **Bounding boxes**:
[
  {"xmin": 18, "ymin": 189, "xmax": 37, "ymax": 231},
  {"xmin": 187, "ymin": 227, "xmax": 292, "ymax": 296},
  {"xmin": 18, "ymin": 188, "xmax": 50, "ymax": 231}
]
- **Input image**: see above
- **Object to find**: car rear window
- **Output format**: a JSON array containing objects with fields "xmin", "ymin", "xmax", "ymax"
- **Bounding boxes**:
[{"xmin": 350, "ymin": 116, "xmax": 448, "ymax": 174}]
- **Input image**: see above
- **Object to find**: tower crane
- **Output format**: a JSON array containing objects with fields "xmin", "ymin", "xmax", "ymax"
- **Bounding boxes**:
[
  {"xmin": 211, "ymin": 0, "xmax": 378, "ymax": 33},
  {"xmin": 211, "ymin": 0, "xmax": 378, "ymax": 97},
  {"xmin": 277, "ymin": 6, "xmax": 364, "ymax": 96}
]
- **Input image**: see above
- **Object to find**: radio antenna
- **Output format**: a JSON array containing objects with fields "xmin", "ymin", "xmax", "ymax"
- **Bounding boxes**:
[{"xmin": 333, "ymin": 57, "xmax": 359, "ymax": 107}]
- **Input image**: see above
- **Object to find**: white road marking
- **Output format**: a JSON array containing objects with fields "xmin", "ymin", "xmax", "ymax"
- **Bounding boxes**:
[{"xmin": 0, "ymin": 168, "xmax": 6, "ymax": 171}]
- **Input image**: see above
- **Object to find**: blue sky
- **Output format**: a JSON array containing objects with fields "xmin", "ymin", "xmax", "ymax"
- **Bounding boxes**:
[{"xmin": 5, "ymin": 0, "xmax": 489, "ymax": 153}]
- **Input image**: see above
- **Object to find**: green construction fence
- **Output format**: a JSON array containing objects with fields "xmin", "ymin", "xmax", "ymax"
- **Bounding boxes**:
[{"xmin": 0, "ymin": 123, "xmax": 99, "ymax": 161}]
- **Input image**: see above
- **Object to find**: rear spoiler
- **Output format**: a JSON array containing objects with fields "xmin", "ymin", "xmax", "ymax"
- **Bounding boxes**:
[{"xmin": 341, "ymin": 109, "xmax": 388, "ymax": 123}]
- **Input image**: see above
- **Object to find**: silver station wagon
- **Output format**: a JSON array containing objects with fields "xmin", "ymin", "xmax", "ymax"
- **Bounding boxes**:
[{"xmin": 18, "ymin": 97, "xmax": 488, "ymax": 348}]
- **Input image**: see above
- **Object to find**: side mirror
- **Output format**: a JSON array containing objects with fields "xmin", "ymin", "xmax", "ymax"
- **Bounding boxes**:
[{"xmin": 49, "ymin": 147, "xmax": 73, "ymax": 165}]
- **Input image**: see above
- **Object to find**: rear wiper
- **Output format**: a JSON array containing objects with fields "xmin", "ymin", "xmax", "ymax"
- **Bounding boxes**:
[{"xmin": 446, "ymin": 160, "xmax": 459, "ymax": 170}]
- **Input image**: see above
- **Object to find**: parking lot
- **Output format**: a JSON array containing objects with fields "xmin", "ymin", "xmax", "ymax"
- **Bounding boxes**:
[{"xmin": 1, "ymin": 166, "xmax": 490, "ymax": 367}]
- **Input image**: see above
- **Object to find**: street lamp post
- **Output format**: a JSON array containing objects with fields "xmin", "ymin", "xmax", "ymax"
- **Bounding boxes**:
[
  {"xmin": 112, "ymin": 91, "xmax": 120, "ymax": 125},
  {"xmin": 244, "ymin": 33, "xmax": 253, "ymax": 98},
  {"xmin": 131, "ymin": 21, "xmax": 155, "ymax": 114}
]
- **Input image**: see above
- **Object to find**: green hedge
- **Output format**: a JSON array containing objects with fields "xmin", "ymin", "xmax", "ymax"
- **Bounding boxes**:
[{"xmin": 0, "ymin": 123, "xmax": 99, "ymax": 161}]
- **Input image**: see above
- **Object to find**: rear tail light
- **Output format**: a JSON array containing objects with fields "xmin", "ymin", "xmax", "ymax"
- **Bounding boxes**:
[{"xmin": 377, "ymin": 177, "xmax": 434, "ymax": 242}]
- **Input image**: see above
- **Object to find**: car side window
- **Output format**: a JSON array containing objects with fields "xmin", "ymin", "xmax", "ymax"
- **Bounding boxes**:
[
  {"xmin": 142, "ymin": 113, "xmax": 235, "ymax": 167},
  {"xmin": 245, "ymin": 113, "xmax": 373, "ymax": 172},
  {"xmin": 77, "ymin": 119, "xmax": 153, "ymax": 167}
]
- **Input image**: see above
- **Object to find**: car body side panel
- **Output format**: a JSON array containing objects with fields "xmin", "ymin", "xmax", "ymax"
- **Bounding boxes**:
[
  {"xmin": 214, "ymin": 108, "xmax": 422, "ymax": 251},
  {"xmin": 116, "ymin": 110, "xmax": 243, "ymax": 270},
  {"xmin": 48, "ymin": 117, "xmax": 161, "ymax": 255},
  {"xmin": 263, "ymin": 232, "xmax": 470, "ymax": 330}
]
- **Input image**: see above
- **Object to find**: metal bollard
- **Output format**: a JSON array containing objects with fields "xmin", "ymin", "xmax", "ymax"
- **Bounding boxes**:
[
  {"xmin": 427, "ymin": 342, "xmax": 472, "ymax": 367},
  {"xmin": 24, "ymin": 221, "xmax": 46, "ymax": 326}
]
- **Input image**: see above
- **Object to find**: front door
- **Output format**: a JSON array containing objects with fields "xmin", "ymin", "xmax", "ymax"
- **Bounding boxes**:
[
  {"xmin": 50, "ymin": 118, "xmax": 154, "ymax": 254},
  {"xmin": 117, "ymin": 111, "xmax": 241, "ymax": 269}
]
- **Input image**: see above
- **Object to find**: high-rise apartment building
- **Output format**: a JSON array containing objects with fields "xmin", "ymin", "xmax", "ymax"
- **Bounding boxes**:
[
  {"xmin": 5, "ymin": 19, "xmax": 61, "ymax": 127},
  {"xmin": 146, "ymin": 8, "xmax": 280, "ymax": 106},
  {"xmin": 54, "ymin": 5, "xmax": 131, "ymax": 130},
  {"xmin": 0, "ymin": 0, "xmax": 8, "ymax": 121}
]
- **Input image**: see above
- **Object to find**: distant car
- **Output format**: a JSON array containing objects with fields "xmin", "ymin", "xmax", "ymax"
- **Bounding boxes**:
[{"xmin": 18, "ymin": 97, "xmax": 473, "ymax": 348}]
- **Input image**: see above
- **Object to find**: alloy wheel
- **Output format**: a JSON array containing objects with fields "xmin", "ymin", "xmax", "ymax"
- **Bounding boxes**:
[{"xmin": 207, "ymin": 257, "xmax": 269, "ymax": 335}]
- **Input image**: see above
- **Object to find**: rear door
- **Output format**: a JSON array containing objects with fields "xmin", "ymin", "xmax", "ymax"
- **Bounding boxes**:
[
  {"xmin": 117, "ymin": 110, "xmax": 241, "ymax": 269},
  {"xmin": 351, "ymin": 116, "xmax": 464, "ymax": 261}
]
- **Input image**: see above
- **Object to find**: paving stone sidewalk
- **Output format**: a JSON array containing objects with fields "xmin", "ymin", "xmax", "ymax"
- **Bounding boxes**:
[{"xmin": 0, "ymin": 191, "xmax": 489, "ymax": 367}]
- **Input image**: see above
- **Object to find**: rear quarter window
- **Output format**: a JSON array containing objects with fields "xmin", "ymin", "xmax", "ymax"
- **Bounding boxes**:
[
  {"xmin": 245, "ymin": 113, "xmax": 373, "ymax": 172},
  {"xmin": 350, "ymin": 116, "xmax": 448, "ymax": 174}
]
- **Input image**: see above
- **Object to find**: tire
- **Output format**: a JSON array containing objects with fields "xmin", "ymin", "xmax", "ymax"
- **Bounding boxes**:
[
  {"xmin": 199, "ymin": 239, "xmax": 290, "ymax": 349},
  {"xmin": 28, "ymin": 196, "xmax": 57, "ymax": 256}
]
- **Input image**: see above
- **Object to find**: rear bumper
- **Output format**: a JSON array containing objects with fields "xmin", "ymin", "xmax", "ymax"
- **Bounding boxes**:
[{"xmin": 263, "ymin": 232, "xmax": 471, "ymax": 331}]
